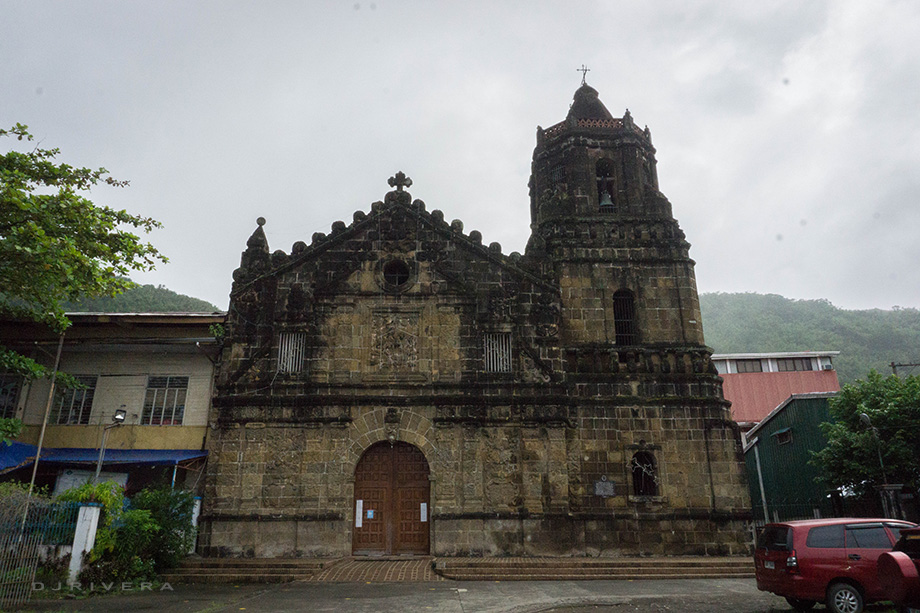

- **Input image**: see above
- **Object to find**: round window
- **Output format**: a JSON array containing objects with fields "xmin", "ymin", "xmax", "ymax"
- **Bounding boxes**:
[{"xmin": 382, "ymin": 259, "xmax": 411, "ymax": 287}]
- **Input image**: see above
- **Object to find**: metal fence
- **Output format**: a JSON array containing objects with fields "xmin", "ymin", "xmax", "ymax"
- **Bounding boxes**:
[{"xmin": 0, "ymin": 492, "xmax": 79, "ymax": 609}]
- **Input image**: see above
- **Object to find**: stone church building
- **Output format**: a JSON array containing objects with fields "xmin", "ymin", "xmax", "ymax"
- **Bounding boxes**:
[{"xmin": 199, "ymin": 83, "xmax": 751, "ymax": 558}]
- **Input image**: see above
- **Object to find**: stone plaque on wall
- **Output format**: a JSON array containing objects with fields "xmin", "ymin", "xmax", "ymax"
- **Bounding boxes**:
[{"xmin": 594, "ymin": 476, "xmax": 616, "ymax": 498}]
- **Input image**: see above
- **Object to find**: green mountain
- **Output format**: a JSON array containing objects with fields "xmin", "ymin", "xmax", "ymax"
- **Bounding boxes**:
[
  {"xmin": 699, "ymin": 292, "xmax": 920, "ymax": 383},
  {"xmin": 63, "ymin": 283, "xmax": 220, "ymax": 313}
]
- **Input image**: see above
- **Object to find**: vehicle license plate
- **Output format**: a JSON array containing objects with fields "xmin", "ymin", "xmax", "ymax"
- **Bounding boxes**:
[{"xmin": 763, "ymin": 561, "xmax": 775, "ymax": 569}]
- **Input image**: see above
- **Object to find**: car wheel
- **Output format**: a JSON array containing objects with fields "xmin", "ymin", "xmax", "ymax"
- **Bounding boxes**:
[
  {"xmin": 827, "ymin": 582, "xmax": 864, "ymax": 613},
  {"xmin": 784, "ymin": 597, "xmax": 816, "ymax": 611}
]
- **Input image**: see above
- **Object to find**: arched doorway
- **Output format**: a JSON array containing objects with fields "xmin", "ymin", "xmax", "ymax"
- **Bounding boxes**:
[{"xmin": 352, "ymin": 441, "xmax": 430, "ymax": 555}]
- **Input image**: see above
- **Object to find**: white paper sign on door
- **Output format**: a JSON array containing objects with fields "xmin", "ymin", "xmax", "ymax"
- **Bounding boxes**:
[
  {"xmin": 420, "ymin": 502, "xmax": 428, "ymax": 522},
  {"xmin": 356, "ymin": 499, "xmax": 363, "ymax": 528}
]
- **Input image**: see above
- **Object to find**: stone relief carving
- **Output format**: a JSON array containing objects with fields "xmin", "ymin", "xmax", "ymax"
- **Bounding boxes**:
[
  {"xmin": 532, "ymin": 293, "xmax": 560, "ymax": 338},
  {"xmin": 369, "ymin": 312, "xmax": 419, "ymax": 372},
  {"xmin": 520, "ymin": 350, "xmax": 551, "ymax": 383}
]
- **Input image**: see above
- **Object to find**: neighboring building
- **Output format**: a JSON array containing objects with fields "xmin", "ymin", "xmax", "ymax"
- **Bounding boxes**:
[
  {"xmin": 713, "ymin": 351, "xmax": 840, "ymax": 432},
  {"xmin": 0, "ymin": 313, "xmax": 223, "ymax": 493},
  {"xmin": 743, "ymin": 393, "xmax": 836, "ymax": 523},
  {"xmin": 199, "ymin": 83, "xmax": 751, "ymax": 558}
]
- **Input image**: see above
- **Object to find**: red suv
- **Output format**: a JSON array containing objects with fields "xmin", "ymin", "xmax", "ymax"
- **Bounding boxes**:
[
  {"xmin": 754, "ymin": 518, "xmax": 917, "ymax": 613},
  {"xmin": 878, "ymin": 526, "xmax": 920, "ymax": 611}
]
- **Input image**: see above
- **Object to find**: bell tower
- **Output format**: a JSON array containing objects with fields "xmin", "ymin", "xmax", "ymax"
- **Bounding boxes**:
[{"xmin": 527, "ymin": 82, "xmax": 705, "ymax": 348}]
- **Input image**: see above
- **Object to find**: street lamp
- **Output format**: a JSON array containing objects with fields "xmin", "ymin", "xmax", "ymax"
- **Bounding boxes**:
[
  {"xmin": 859, "ymin": 412, "xmax": 888, "ymax": 485},
  {"xmin": 93, "ymin": 407, "xmax": 127, "ymax": 483}
]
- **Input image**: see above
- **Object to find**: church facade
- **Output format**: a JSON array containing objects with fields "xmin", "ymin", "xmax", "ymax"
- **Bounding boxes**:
[{"xmin": 198, "ymin": 84, "xmax": 751, "ymax": 558}]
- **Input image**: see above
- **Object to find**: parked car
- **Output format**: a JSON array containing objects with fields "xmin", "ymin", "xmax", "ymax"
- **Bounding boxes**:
[
  {"xmin": 754, "ymin": 518, "xmax": 917, "ymax": 613},
  {"xmin": 878, "ymin": 526, "xmax": 920, "ymax": 612}
]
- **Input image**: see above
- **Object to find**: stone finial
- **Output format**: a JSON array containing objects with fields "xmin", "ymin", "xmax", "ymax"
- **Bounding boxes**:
[
  {"xmin": 388, "ymin": 171, "xmax": 412, "ymax": 191},
  {"xmin": 239, "ymin": 217, "xmax": 270, "ymax": 273},
  {"xmin": 385, "ymin": 171, "xmax": 413, "ymax": 205},
  {"xmin": 245, "ymin": 218, "xmax": 269, "ymax": 251}
]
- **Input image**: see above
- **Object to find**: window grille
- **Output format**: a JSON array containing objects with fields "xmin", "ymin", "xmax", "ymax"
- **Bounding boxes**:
[
  {"xmin": 550, "ymin": 165, "xmax": 566, "ymax": 190},
  {"xmin": 55, "ymin": 375, "xmax": 97, "ymax": 425},
  {"xmin": 383, "ymin": 260, "xmax": 411, "ymax": 287},
  {"xmin": 612, "ymin": 290, "xmax": 638, "ymax": 345},
  {"xmin": 278, "ymin": 332, "xmax": 307, "ymax": 373},
  {"xmin": 142, "ymin": 376, "xmax": 188, "ymax": 425},
  {"xmin": 0, "ymin": 373, "xmax": 21, "ymax": 420},
  {"xmin": 735, "ymin": 359, "xmax": 763, "ymax": 373},
  {"xmin": 776, "ymin": 357, "xmax": 813, "ymax": 372},
  {"xmin": 484, "ymin": 333, "xmax": 512, "ymax": 373}
]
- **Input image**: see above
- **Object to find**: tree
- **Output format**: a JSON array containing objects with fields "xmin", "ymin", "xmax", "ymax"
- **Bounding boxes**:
[
  {"xmin": 812, "ymin": 370, "xmax": 920, "ymax": 498},
  {"xmin": 1, "ymin": 124, "xmax": 166, "ymax": 438}
]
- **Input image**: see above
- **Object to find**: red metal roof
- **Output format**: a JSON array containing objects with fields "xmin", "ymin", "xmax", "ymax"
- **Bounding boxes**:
[{"xmin": 721, "ymin": 370, "xmax": 840, "ymax": 424}]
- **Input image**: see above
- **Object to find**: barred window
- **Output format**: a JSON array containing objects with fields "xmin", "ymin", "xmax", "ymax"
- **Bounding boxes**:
[
  {"xmin": 484, "ymin": 333, "xmax": 512, "ymax": 373},
  {"xmin": 55, "ymin": 375, "xmax": 97, "ymax": 425},
  {"xmin": 278, "ymin": 332, "xmax": 307, "ymax": 373},
  {"xmin": 0, "ymin": 373, "xmax": 22, "ymax": 420},
  {"xmin": 550, "ymin": 165, "xmax": 566, "ymax": 190},
  {"xmin": 612, "ymin": 289, "xmax": 638, "ymax": 346},
  {"xmin": 776, "ymin": 357, "xmax": 813, "ymax": 372},
  {"xmin": 735, "ymin": 359, "xmax": 763, "ymax": 373},
  {"xmin": 142, "ymin": 376, "xmax": 188, "ymax": 425}
]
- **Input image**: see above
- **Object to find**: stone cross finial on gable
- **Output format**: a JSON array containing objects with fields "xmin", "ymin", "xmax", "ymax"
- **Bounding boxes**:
[{"xmin": 388, "ymin": 171, "xmax": 413, "ymax": 192}]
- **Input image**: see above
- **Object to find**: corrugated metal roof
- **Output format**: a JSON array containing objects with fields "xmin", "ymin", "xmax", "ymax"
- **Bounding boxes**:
[{"xmin": 722, "ymin": 370, "xmax": 840, "ymax": 424}]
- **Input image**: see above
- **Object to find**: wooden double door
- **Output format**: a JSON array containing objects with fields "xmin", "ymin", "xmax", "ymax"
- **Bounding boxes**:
[{"xmin": 352, "ymin": 441, "xmax": 430, "ymax": 555}]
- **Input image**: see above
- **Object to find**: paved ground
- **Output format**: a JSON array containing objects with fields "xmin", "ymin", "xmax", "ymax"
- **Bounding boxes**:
[{"xmin": 18, "ymin": 578, "xmax": 793, "ymax": 613}]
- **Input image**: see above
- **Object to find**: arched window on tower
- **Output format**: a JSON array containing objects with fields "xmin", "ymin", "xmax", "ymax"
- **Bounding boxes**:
[
  {"xmin": 596, "ymin": 158, "xmax": 616, "ymax": 212},
  {"xmin": 631, "ymin": 451, "xmax": 658, "ymax": 497},
  {"xmin": 612, "ymin": 289, "xmax": 638, "ymax": 345}
]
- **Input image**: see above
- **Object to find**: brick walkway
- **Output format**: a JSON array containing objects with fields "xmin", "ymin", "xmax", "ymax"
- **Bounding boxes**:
[{"xmin": 308, "ymin": 557, "xmax": 444, "ymax": 582}]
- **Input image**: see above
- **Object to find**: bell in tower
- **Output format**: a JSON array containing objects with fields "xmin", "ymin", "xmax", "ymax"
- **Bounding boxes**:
[{"xmin": 529, "ymin": 84, "xmax": 668, "ymax": 229}]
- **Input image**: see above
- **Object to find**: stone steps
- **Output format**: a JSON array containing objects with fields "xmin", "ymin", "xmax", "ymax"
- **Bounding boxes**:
[
  {"xmin": 433, "ymin": 557, "xmax": 755, "ymax": 581},
  {"xmin": 162, "ymin": 557, "xmax": 339, "ymax": 584}
]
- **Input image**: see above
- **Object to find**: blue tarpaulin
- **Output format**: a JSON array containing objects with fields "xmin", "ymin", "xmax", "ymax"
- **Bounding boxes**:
[
  {"xmin": 0, "ymin": 443, "xmax": 206, "ymax": 474},
  {"xmin": 0, "ymin": 441, "xmax": 39, "ymax": 473}
]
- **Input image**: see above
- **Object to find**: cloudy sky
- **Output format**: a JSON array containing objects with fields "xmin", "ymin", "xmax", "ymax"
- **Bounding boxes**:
[{"xmin": 3, "ymin": 1, "xmax": 919, "ymax": 311}]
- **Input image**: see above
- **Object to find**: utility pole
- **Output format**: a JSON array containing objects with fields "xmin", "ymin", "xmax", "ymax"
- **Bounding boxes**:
[{"xmin": 890, "ymin": 361, "xmax": 920, "ymax": 377}]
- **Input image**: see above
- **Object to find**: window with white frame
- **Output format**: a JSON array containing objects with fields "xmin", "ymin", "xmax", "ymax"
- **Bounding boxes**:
[
  {"xmin": 735, "ymin": 359, "xmax": 763, "ymax": 373},
  {"xmin": 776, "ymin": 357, "xmax": 813, "ymax": 372},
  {"xmin": 142, "ymin": 376, "xmax": 188, "ymax": 425},
  {"xmin": 484, "ymin": 332, "xmax": 512, "ymax": 373},
  {"xmin": 55, "ymin": 375, "xmax": 97, "ymax": 425},
  {"xmin": 278, "ymin": 332, "xmax": 307, "ymax": 373},
  {"xmin": 0, "ymin": 373, "xmax": 22, "ymax": 420}
]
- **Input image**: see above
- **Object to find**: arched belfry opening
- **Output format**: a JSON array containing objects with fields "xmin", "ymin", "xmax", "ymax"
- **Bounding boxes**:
[
  {"xmin": 596, "ymin": 158, "xmax": 616, "ymax": 212},
  {"xmin": 352, "ymin": 441, "xmax": 430, "ymax": 555},
  {"xmin": 631, "ymin": 450, "xmax": 659, "ymax": 497}
]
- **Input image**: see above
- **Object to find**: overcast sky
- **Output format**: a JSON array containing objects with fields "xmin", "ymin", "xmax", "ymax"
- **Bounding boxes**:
[{"xmin": 3, "ymin": 1, "xmax": 919, "ymax": 311}]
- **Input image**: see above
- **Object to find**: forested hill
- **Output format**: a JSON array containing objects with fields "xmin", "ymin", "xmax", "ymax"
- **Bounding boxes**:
[
  {"xmin": 63, "ymin": 283, "xmax": 220, "ymax": 314},
  {"xmin": 699, "ymin": 293, "xmax": 920, "ymax": 383}
]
